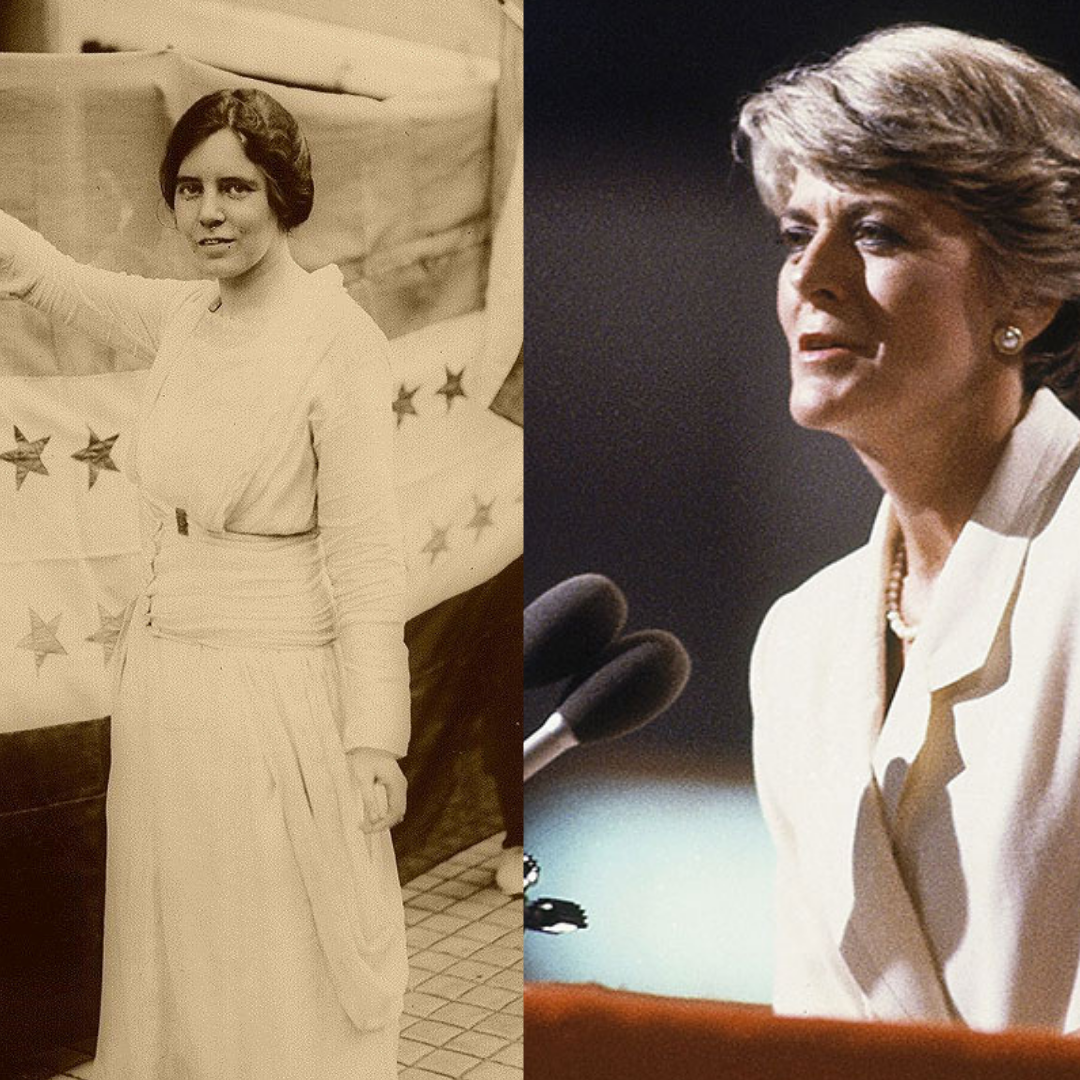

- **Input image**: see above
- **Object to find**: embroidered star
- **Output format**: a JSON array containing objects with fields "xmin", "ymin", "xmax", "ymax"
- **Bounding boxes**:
[
  {"xmin": 0, "ymin": 426, "xmax": 50, "ymax": 490},
  {"xmin": 435, "ymin": 366, "xmax": 467, "ymax": 411},
  {"xmin": 422, "ymin": 523, "xmax": 451, "ymax": 564},
  {"xmin": 71, "ymin": 428, "xmax": 120, "ymax": 488},
  {"xmin": 465, "ymin": 494, "xmax": 496, "ymax": 542},
  {"xmin": 18, "ymin": 608, "xmax": 67, "ymax": 671},
  {"xmin": 392, "ymin": 383, "xmax": 420, "ymax": 427},
  {"xmin": 85, "ymin": 603, "xmax": 128, "ymax": 666}
]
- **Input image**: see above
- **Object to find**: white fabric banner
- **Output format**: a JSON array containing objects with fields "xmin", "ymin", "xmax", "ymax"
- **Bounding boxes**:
[{"xmin": 0, "ymin": 45, "xmax": 522, "ymax": 733}]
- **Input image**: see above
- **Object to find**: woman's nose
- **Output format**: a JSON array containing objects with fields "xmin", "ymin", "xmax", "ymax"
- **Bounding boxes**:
[
  {"xmin": 790, "ymin": 231, "xmax": 850, "ymax": 301},
  {"xmin": 199, "ymin": 192, "xmax": 225, "ymax": 226}
]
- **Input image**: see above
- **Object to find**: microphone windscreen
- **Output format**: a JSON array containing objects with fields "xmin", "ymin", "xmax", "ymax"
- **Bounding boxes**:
[
  {"xmin": 557, "ymin": 629, "xmax": 691, "ymax": 743},
  {"xmin": 524, "ymin": 574, "xmax": 628, "ymax": 689}
]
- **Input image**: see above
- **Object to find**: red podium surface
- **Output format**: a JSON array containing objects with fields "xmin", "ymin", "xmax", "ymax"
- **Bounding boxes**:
[{"xmin": 526, "ymin": 982, "xmax": 1080, "ymax": 1080}]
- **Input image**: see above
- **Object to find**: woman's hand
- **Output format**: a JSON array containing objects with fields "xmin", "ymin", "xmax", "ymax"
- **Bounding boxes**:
[{"xmin": 347, "ymin": 747, "xmax": 407, "ymax": 833}]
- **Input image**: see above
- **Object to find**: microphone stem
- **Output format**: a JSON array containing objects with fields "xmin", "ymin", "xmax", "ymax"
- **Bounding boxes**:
[{"xmin": 523, "ymin": 713, "xmax": 578, "ymax": 781}]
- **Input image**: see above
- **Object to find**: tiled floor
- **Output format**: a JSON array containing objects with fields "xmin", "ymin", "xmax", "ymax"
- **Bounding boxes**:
[
  {"xmin": 397, "ymin": 834, "xmax": 524, "ymax": 1080},
  {"xmin": 49, "ymin": 833, "xmax": 523, "ymax": 1080}
]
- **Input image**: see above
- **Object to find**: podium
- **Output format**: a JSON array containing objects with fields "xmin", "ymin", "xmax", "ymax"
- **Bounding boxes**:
[{"xmin": 525, "ymin": 982, "xmax": 1080, "ymax": 1080}]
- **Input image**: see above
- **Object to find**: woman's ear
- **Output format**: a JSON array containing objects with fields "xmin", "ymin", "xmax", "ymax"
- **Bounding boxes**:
[{"xmin": 155, "ymin": 200, "xmax": 177, "ymax": 230}]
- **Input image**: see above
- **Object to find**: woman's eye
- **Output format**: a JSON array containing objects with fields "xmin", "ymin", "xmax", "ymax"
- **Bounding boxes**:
[
  {"xmin": 855, "ymin": 220, "xmax": 904, "ymax": 250},
  {"xmin": 777, "ymin": 224, "xmax": 813, "ymax": 253},
  {"xmin": 223, "ymin": 181, "xmax": 252, "ymax": 198},
  {"xmin": 175, "ymin": 183, "xmax": 200, "ymax": 200}
]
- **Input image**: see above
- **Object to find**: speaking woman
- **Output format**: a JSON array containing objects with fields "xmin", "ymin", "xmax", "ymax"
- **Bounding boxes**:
[{"xmin": 740, "ymin": 25, "xmax": 1080, "ymax": 1031}]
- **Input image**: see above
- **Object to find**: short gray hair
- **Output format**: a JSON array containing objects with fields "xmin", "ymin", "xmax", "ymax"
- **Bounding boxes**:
[{"xmin": 735, "ymin": 24, "xmax": 1080, "ymax": 406}]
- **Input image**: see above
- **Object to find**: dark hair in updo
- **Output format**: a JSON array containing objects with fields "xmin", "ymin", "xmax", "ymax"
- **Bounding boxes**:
[{"xmin": 159, "ymin": 88, "xmax": 314, "ymax": 231}]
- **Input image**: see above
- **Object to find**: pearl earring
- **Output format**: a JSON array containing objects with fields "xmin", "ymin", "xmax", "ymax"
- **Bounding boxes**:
[{"xmin": 993, "ymin": 325, "xmax": 1025, "ymax": 355}]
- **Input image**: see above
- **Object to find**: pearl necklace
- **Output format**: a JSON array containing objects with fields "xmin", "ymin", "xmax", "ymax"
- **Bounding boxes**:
[{"xmin": 885, "ymin": 538, "xmax": 920, "ymax": 642}]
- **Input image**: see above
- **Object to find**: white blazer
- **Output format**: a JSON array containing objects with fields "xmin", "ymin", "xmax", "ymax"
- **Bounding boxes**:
[{"xmin": 751, "ymin": 389, "xmax": 1080, "ymax": 1032}]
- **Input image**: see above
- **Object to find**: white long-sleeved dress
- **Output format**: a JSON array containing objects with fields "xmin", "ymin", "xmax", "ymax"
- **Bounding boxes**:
[{"xmin": 1, "ymin": 212, "xmax": 411, "ymax": 1078}]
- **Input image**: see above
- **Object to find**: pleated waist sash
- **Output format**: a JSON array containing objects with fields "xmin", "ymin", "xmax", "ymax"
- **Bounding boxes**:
[{"xmin": 140, "ymin": 519, "xmax": 335, "ymax": 648}]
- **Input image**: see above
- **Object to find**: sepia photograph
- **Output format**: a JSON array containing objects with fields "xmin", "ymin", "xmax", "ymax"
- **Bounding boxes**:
[{"xmin": 0, "ymin": 2, "xmax": 522, "ymax": 1078}]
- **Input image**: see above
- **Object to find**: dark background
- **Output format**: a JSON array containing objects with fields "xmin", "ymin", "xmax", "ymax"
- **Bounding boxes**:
[{"xmin": 525, "ymin": 1, "xmax": 1080, "ymax": 761}]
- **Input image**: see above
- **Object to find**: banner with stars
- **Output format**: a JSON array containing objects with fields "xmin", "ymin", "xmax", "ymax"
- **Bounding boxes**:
[
  {"xmin": 0, "ymin": 48, "xmax": 521, "ymax": 734},
  {"xmin": 389, "ymin": 311, "xmax": 523, "ymax": 618}
]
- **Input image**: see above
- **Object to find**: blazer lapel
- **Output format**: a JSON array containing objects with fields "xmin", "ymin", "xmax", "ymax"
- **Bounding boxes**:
[
  {"xmin": 926, "ymin": 392, "xmax": 1080, "ymax": 693},
  {"xmin": 810, "ymin": 504, "xmax": 957, "ymax": 1021}
]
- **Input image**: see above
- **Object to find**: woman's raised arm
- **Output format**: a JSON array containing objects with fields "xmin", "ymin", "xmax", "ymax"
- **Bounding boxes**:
[{"xmin": 0, "ymin": 208, "xmax": 201, "ymax": 362}]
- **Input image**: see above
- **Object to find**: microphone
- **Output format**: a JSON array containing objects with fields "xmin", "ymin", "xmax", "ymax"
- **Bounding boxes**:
[
  {"xmin": 524, "ymin": 629, "xmax": 691, "ymax": 781},
  {"xmin": 524, "ymin": 573, "xmax": 628, "ymax": 689}
]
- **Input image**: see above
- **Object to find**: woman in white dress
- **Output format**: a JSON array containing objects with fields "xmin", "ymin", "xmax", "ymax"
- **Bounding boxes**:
[{"xmin": 2, "ymin": 88, "xmax": 410, "ymax": 1077}]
